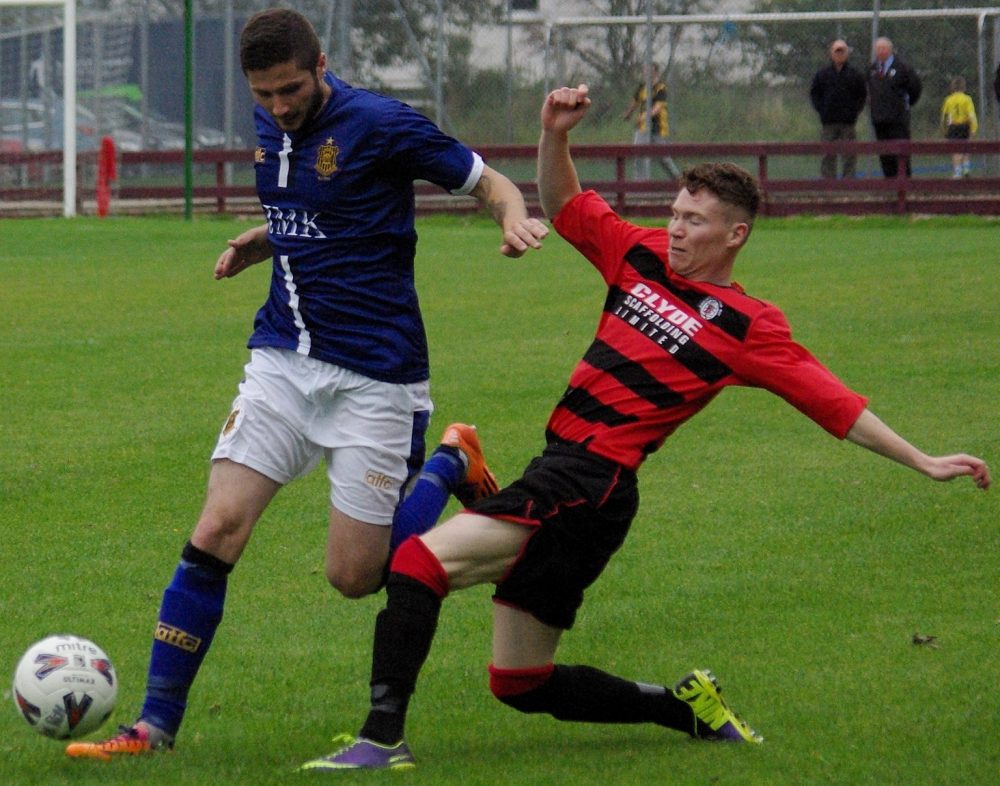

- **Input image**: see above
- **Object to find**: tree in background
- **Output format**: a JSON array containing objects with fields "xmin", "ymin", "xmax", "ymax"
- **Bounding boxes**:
[
  {"xmin": 4, "ymin": 0, "xmax": 986, "ymax": 145},
  {"xmin": 516, "ymin": 0, "xmax": 714, "ymax": 125},
  {"xmin": 323, "ymin": 0, "xmax": 491, "ymax": 88}
]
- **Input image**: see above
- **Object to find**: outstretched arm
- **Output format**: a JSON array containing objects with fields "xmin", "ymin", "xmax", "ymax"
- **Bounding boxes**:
[
  {"xmin": 538, "ymin": 84, "xmax": 591, "ymax": 219},
  {"xmin": 469, "ymin": 165, "xmax": 549, "ymax": 258},
  {"xmin": 846, "ymin": 408, "xmax": 990, "ymax": 489},
  {"xmin": 214, "ymin": 223, "xmax": 272, "ymax": 280}
]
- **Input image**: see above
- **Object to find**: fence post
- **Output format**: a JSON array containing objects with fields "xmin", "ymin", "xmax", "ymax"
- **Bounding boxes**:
[
  {"xmin": 757, "ymin": 154, "xmax": 769, "ymax": 216},
  {"xmin": 216, "ymin": 160, "xmax": 226, "ymax": 214},
  {"xmin": 895, "ymin": 140, "xmax": 908, "ymax": 214},
  {"xmin": 616, "ymin": 155, "xmax": 626, "ymax": 214}
]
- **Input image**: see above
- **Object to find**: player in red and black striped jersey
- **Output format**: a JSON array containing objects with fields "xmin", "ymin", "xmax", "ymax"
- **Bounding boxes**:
[
  {"xmin": 306, "ymin": 84, "xmax": 991, "ymax": 770},
  {"xmin": 545, "ymin": 188, "xmax": 865, "ymax": 470}
]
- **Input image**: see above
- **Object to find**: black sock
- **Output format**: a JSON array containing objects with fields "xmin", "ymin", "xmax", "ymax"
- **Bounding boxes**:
[
  {"xmin": 359, "ymin": 574, "xmax": 442, "ymax": 744},
  {"xmin": 500, "ymin": 665, "xmax": 694, "ymax": 733}
]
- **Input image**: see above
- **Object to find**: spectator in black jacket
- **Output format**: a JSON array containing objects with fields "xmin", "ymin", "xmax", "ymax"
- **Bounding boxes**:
[
  {"xmin": 867, "ymin": 37, "xmax": 922, "ymax": 178},
  {"xmin": 810, "ymin": 39, "xmax": 867, "ymax": 179}
]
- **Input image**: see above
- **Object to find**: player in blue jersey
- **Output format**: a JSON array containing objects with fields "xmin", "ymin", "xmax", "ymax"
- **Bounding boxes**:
[{"xmin": 66, "ymin": 7, "xmax": 547, "ymax": 761}]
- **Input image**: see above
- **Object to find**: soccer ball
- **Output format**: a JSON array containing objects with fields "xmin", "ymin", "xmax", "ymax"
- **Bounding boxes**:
[{"xmin": 12, "ymin": 634, "xmax": 118, "ymax": 739}]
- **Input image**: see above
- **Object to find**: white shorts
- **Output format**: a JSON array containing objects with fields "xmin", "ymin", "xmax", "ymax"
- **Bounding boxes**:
[{"xmin": 212, "ymin": 348, "xmax": 432, "ymax": 525}]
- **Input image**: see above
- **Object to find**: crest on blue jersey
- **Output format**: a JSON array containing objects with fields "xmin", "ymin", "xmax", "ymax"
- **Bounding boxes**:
[{"xmin": 315, "ymin": 137, "xmax": 339, "ymax": 179}]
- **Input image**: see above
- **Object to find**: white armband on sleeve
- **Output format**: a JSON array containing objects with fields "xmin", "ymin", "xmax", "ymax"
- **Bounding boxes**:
[{"xmin": 450, "ymin": 152, "xmax": 485, "ymax": 196}]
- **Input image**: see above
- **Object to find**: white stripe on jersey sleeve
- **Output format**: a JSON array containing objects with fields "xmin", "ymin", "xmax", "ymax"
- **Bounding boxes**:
[{"xmin": 449, "ymin": 152, "xmax": 485, "ymax": 196}]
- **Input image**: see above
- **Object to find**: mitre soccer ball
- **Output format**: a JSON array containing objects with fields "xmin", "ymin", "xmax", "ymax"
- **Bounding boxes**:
[{"xmin": 12, "ymin": 634, "xmax": 118, "ymax": 739}]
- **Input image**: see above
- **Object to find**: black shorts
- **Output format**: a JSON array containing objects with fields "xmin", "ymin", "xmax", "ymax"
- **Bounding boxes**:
[
  {"xmin": 946, "ymin": 123, "xmax": 971, "ymax": 140},
  {"xmin": 469, "ymin": 441, "xmax": 639, "ymax": 630}
]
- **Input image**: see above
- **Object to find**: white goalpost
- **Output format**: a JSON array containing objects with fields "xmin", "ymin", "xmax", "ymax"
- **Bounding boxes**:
[{"xmin": 3, "ymin": 0, "xmax": 76, "ymax": 216}]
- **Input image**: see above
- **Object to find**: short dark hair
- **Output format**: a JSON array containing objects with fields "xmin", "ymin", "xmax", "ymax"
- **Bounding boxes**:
[
  {"xmin": 240, "ymin": 8, "xmax": 321, "ymax": 73},
  {"xmin": 681, "ymin": 163, "xmax": 761, "ymax": 226}
]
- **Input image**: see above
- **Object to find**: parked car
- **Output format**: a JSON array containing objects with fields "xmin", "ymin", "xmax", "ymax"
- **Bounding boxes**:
[
  {"xmin": 91, "ymin": 98, "xmax": 242, "ymax": 150},
  {"xmin": 1, "ymin": 97, "xmax": 142, "ymax": 153},
  {"xmin": 2, "ymin": 97, "xmax": 95, "ymax": 152},
  {"xmin": 3, "ymin": 94, "xmax": 239, "ymax": 158}
]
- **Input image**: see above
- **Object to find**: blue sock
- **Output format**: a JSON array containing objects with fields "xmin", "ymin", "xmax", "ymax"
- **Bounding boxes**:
[
  {"xmin": 140, "ymin": 542, "xmax": 231, "ymax": 736},
  {"xmin": 389, "ymin": 447, "xmax": 464, "ymax": 552}
]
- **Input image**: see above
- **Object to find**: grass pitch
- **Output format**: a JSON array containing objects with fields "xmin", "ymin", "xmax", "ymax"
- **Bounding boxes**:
[{"xmin": 1, "ymin": 212, "xmax": 997, "ymax": 786}]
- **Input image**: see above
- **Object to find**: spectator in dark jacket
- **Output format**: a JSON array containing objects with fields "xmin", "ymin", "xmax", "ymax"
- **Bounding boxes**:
[
  {"xmin": 867, "ymin": 37, "xmax": 922, "ymax": 178},
  {"xmin": 810, "ymin": 39, "xmax": 867, "ymax": 179}
]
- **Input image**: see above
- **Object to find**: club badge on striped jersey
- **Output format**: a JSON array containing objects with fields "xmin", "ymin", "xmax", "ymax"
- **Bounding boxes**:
[
  {"xmin": 698, "ymin": 297, "xmax": 723, "ymax": 321},
  {"xmin": 315, "ymin": 137, "xmax": 339, "ymax": 179}
]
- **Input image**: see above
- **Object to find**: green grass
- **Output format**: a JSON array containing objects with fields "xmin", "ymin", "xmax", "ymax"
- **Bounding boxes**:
[{"xmin": 1, "ymin": 213, "xmax": 997, "ymax": 785}]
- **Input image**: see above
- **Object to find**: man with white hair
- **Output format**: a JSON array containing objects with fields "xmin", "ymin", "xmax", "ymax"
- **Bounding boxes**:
[{"xmin": 867, "ymin": 36, "xmax": 922, "ymax": 177}]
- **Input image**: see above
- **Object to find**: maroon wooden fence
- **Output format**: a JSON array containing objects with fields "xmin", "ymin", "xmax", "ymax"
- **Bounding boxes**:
[{"xmin": 3, "ymin": 140, "xmax": 1000, "ymax": 217}]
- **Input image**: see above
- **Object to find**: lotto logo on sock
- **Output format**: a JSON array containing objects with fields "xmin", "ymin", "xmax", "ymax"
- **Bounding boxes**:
[{"xmin": 155, "ymin": 622, "xmax": 202, "ymax": 653}]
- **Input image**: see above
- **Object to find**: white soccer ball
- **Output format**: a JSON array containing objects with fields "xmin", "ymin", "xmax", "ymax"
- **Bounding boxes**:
[{"xmin": 12, "ymin": 634, "xmax": 118, "ymax": 739}]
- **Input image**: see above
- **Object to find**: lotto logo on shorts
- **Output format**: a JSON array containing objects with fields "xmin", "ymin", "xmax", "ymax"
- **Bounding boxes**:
[
  {"xmin": 364, "ymin": 470, "xmax": 394, "ymax": 490},
  {"xmin": 222, "ymin": 408, "xmax": 240, "ymax": 436},
  {"xmin": 154, "ymin": 622, "xmax": 202, "ymax": 653}
]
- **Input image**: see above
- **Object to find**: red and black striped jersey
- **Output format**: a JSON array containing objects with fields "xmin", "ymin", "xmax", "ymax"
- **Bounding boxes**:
[{"xmin": 548, "ymin": 190, "xmax": 868, "ymax": 470}]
